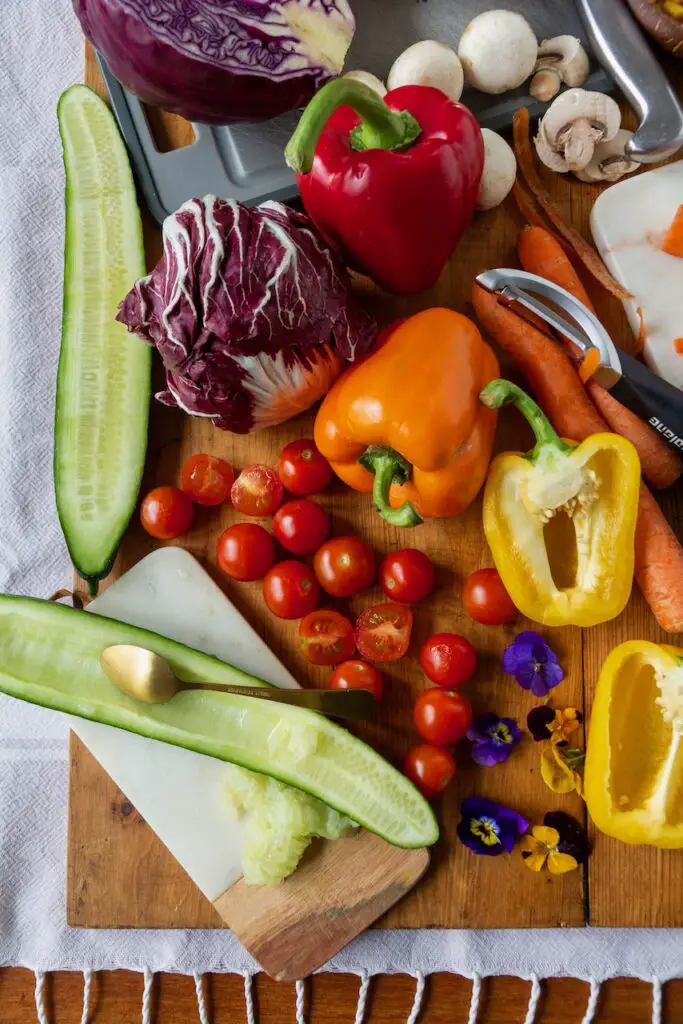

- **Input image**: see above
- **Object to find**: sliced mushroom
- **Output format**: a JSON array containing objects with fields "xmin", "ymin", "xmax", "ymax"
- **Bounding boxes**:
[
  {"xmin": 574, "ymin": 129, "xmax": 639, "ymax": 182},
  {"xmin": 458, "ymin": 10, "xmax": 538, "ymax": 95},
  {"xmin": 343, "ymin": 70, "xmax": 387, "ymax": 97},
  {"xmin": 477, "ymin": 129, "xmax": 517, "ymax": 210},
  {"xmin": 529, "ymin": 36, "xmax": 590, "ymax": 102},
  {"xmin": 535, "ymin": 88, "xmax": 621, "ymax": 173},
  {"xmin": 387, "ymin": 40, "xmax": 464, "ymax": 102}
]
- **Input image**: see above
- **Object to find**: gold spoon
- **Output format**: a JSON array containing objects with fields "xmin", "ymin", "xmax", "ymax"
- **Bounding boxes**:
[{"xmin": 99, "ymin": 645, "xmax": 376, "ymax": 722}]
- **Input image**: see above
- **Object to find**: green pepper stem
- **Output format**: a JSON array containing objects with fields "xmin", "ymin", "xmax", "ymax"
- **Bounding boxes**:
[
  {"xmin": 285, "ymin": 79, "xmax": 421, "ymax": 175},
  {"xmin": 359, "ymin": 446, "xmax": 423, "ymax": 528},
  {"xmin": 479, "ymin": 379, "xmax": 572, "ymax": 461}
]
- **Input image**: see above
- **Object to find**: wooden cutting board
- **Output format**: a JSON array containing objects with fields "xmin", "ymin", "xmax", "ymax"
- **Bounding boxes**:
[{"xmin": 68, "ymin": 48, "xmax": 683, "ymax": 936}]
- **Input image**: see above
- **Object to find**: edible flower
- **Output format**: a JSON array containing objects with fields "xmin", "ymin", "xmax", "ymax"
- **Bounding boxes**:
[
  {"xmin": 503, "ymin": 631, "xmax": 564, "ymax": 697},
  {"xmin": 527, "ymin": 705, "xmax": 583, "ymax": 743},
  {"xmin": 540, "ymin": 742, "xmax": 584, "ymax": 796},
  {"xmin": 457, "ymin": 796, "xmax": 528, "ymax": 857},
  {"xmin": 520, "ymin": 811, "xmax": 590, "ymax": 874},
  {"xmin": 467, "ymin": 713, "xmax": 523, "ymax": 766}
]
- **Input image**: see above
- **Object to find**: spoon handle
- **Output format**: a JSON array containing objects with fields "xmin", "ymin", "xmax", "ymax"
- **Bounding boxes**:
[{"xmin": 185, "ymin": 681, "xmax": 376, "ymax": 721}]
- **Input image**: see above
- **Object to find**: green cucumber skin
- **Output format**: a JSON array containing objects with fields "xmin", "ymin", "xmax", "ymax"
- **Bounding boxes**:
[
  {"xmin": 0, "ymin": 596, "xmax": 438, "ymax": 849},
  {"xmin": 55, "ymin": 85, "xmax": 150, "ymax": 589}
]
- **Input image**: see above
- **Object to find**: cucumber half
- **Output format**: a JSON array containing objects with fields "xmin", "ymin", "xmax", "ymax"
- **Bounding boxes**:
[
  {"xmin": 0, "ymin": 597, "xmax": 438, "ymax": 849},
  {"xmin": 55, "ymin": 85, "xmax": 150, "ymax": 593}
]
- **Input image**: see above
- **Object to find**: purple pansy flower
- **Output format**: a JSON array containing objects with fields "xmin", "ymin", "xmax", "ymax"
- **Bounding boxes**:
[
  {"xmin": 457, "ymin": 795, "xmax": 529, "ymax": 857},
  {"xmin": 467, "ymin": 713, "xmax": 523, "ymax": 766},
  {"xmin": 503, "ymin": 631, "xmax": 565, "ymax": 697}
]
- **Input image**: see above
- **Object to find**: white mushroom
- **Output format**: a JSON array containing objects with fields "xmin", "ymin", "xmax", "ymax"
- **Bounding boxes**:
[
  {"xmin": 477, "ymin": 129, "xmax": 517, "ymax": 210},
  {"xmin": 343, "ymin": 70, "xmax": 387, "ymax": 97},
  {"xmin": 535, "ymin": 88, "xmax": 621, "ymax": 173},
  {"xmin": 574, "ymin": 129, "xmax": 639, "ymax": 182},
  {"xmin": 529, "ymin": 36, "xmax": 590, "ymax": 102},
  {"xmin": 387, "ymin": 41, "xmax": 464, "ymax": 103},
  {"xmin": 458, "ymin": 11, "xmax": 538, "ymax": 95}
]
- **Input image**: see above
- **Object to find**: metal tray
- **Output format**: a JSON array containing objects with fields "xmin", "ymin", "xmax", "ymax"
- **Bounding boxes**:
[{"xmin": 101, "ymin": 0, "xmax": 611, "ymax": 224}]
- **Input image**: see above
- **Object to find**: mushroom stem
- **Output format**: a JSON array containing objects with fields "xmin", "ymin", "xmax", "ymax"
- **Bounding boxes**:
[{"xmin": 561, "ymin": 118, "xmax": 597, "ymax": 172}]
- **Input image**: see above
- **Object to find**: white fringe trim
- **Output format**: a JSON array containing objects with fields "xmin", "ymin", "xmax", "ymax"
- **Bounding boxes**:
[
  {"xmin": 468, "ymin": 972, "xmax": 481, "ymax": 1024},
  {"xmin": 581, "ymin": 978, "xmax": 600, "ymax": 1024},
  {"xmin": 406, "ymin": 972, "xmax": 425, "ymax": 1024},
  {"xmin": 524, "ymin": 974, "xmax": 541, "ymax": 1024},
  {"xmin": 354, "ymin": 971, "xmax": 370, "ymax": 1024}
]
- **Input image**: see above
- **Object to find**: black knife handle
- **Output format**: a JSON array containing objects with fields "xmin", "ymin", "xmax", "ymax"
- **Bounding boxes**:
[{"xmin": 609, "ymin": 352, "xmax": 683, "ymax": 453}]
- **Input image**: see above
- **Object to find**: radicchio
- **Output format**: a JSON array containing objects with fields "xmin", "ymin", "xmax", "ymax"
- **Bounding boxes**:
[
  {"xmin": 73, "ymin": 0, "xmax": 356, "ymax": 124},
  {"xmin": 117, "ymin": 196, "xmax": 376, "ymax": 434}
]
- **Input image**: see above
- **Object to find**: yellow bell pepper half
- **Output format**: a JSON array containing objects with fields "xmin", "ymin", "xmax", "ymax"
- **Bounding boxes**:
[
  {"xmin": 585, "ymin": 641, "xmax": 683, "ymax": 848},
  {"xmin": 480, "ymin": 380, "xmax": 640, "ymax": 628}
]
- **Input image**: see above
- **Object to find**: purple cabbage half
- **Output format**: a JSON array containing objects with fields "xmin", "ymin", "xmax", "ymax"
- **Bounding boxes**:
[
  {"xmin": 117, "ymin": 196, "xmax": 376, "ymax": 434},
  {"xmin": 73, "ymin": 0, "xmax": 356, "ymax": 124}
]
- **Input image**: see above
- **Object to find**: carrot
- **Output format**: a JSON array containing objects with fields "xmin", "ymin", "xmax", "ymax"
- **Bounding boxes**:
[
  {"xmin": 675, "ymin": 338, "xmax": 683, "ymax": 355},
  {"xmin": 512, "ymin": 108, "xmax": 633, "ymax": 301},
  {"xmin": 517, "ymin": 226, "xmax": 682, "ymax": 490},
  {"xmin": 579, "ymin": 348, "xmax": 601, "ymax": 383},
  {"xmin": 518, "ymin": 225, "xmax": 595, "ymax": 311},
  {"xmin": 662, "ymin": 204, "xmax": 683, "ymax": 257},
  {"xmin": 472, "ymin": 281, "xmax": 683, "ymax": 633}
]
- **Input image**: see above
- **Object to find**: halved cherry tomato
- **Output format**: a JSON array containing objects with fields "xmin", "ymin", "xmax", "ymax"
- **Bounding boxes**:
[
  {"xmin": 140, "ymin": 486, "xmax": 193, "ymax": 540},
  {"xmin": 355, "ymin": 603, "xmax": 413, "ymax": 663},
  {"xmin": 314, "ymin": 536, "xmax": 375, "ymax": 598},
  {"xmin": 413, "ymin": 689, "xmax": 472, "ymax": 745},
  {"xmin": 463, "ymin": 568, "xmax": 516, "ymax": 625},
  {"xmin": 231, "ymin": 464, "xmax": 283, "ymax": 517},
  {"xmin": 263, "ymin": 560, "xmax": 319, "ymax": 619},
  {"xmin": 379, "ymin": 549, "xmax": 435, "ymax": 603},
  {"xmin": 329, "ymin": 660, "xmax": 384, "ymax": 701},
  {"xmin": 420, "ymin": 633, "xmax": 476, "ymax": 688},
  {"xmin": 297, "ymin": 610, "xmax": 355, "ymax": 666},
  {"xmin": 277, "ymin": 439, "xmax": 332, "ymax": 496},
  {"xmin": 404, "ymin": 744, "xmax": 456, "ymax": 799},
  {"xmin": 216, "ymin": 523, "xmax": 275, "ymax": 582},
  {"xmin": 180, "ymin": 453, "xmax": 234, "ymax": 506},
  {"xmin": 272, "ymin": 499, "xmax": 331, "ymax": 556}
]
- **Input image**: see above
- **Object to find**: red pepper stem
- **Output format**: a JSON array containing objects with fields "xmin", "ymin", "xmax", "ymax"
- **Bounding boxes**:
[
  {"xmin": 285, "ymin": 79, "xmax": 421, "ymax": 175},
  {"xmin": 359, "ymin": 446, "xmax": 423, "ymax": 528},
  {"xmin": 480, "ymin": 379, "xmax": 573, "ymax": 461}
]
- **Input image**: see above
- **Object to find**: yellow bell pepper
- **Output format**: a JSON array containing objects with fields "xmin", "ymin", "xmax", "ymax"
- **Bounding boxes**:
[
  {"xmin": 585, "ymin": 641, "xmax": 683, "ymax": 847},
  {"xmin": 480, "ymin": 380, "xmax": 640, "ymax": 627}
]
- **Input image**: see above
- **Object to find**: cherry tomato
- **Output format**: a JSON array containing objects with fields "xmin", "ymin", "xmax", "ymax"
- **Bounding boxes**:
[
  {"xmin": 413, "ymin": 689, "xmax": 473, "ymax": 746},
  {"xmin": 263, "ymin": 560, "xmax": 319, "ymax": 619},
  {"xmin": 314, "ymin": 536, "xmax": 375, "ymax": 598},
  {"xmin": 180, "ymin": 453, "xmax": 234, "ymax": 506},
  {"xmin": 272, "ymin": 499, "xmax": 331, "ymax": 556},
  {"xmin": 419, "ymin": 633, "xmax": 477, "ymax": 688},
  {"xmin": 277, "ymin": 439, "xmax": 333, "ymax": 496},
  {"xmin": 404, "ymin": 744, "xmax": 456, "ymax": 799},
  {"xmin": 463, "ymin": 568, "xmax": 517, "ymax": 625},
  {"xmin": 216, "ymin": 523, "xmax": 275, "ymax": 582},
  {"xmin": 231, "ymin": 464, "xmax": 284, "ymax": 517},
  {"xmin": 355, "ymin": 603, "xmax": 413, "ymax": 663},
  {"xmin": 379, "ymin": 549, "xmax": 435, "ymax": 603},
  {"xmin": 140, "ymin": 486, "xmax": 193, "ymax": 540},
  {"xmin": 329, "ymin": 660, "xmax": 384, "ymax": 701},
  {"xmin": 297, "ymin": 610, "xmax": 355, "ymax": 666}
]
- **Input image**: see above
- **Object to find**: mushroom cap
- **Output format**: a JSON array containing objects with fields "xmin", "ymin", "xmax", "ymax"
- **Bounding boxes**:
[
  {"xmin": 574, "ymin": 129, "xmax": 639, "ymax": 182},
  {"xmin": 343, "ymin": 70, "xmax": 387, "ymax": 97},
  {"xmin": 536, "ymin": 36, "xmax": 590, "ymax": 86},
  {"xmin": 387, "ymin": 40, "xmax": 464, "ymax": 102},
  {"xmin": 541, "ymin": 88, "xmax": 622, "ymax": 146},
  {"xmin": 477, "ymin": 128, "xmax": 517, "ymax": 210},
  {"xmin": 529, "ymin": 66, "xmax": 562, "ymax": 102},
  {"xmin": 458, "ymin": 10, "xmax": 538, "ymax": 94}
]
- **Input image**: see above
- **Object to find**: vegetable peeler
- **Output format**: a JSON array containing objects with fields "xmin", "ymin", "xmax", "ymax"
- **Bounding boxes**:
[{"xmin": 476, "ymin": 268, "xmax": 683, "ymax": 453}]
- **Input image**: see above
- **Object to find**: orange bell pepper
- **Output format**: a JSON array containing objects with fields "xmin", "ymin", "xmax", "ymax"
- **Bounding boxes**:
[{"xmin": 314, "ymin": 308, "xmax": 500, "ymax": 526}]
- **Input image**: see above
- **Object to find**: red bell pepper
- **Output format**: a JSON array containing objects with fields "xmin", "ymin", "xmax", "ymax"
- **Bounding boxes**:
[{"xmin": 285, "ymin": 80, "xmax": 484, "ymax": 296}]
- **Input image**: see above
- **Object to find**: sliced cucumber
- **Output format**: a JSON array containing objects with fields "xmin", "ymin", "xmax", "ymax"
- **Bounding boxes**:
[
  {"xmin": 55, "ymin": 85, "xmax": 150, "ymax": 593},
  {"xmin": 0, "ymin": 597, "xmax": 438, "ymax": 849}
]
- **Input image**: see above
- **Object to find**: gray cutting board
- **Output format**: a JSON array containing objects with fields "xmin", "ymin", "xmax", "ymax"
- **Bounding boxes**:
[{"xmin": 100, "ymin": 0, "xmax": 609, "ymax": 222}]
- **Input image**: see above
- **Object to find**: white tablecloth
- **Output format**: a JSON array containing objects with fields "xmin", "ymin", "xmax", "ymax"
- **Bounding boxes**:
[{"xmin": 0, "ymin": 4, "xmax": 681, "ymax": 1021}]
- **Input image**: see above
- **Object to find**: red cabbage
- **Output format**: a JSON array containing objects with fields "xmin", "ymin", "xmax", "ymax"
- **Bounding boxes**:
[
  {"xmin": 117, "ymin": 196, "xmax": 376, "ymax": 433},
  {"xmin": 73, "ymin": 0, "xmax": 356, "ymax": 124}
]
